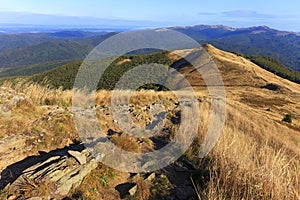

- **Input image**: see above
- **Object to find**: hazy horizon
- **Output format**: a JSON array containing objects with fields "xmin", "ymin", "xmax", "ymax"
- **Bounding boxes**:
[
  {"xmin": 0, "ymin": 0, "xmax": 300, "ymax": 32},
  {"xmin": 0, "ymin": 11, "xmax": 299, "ymax": 34}
]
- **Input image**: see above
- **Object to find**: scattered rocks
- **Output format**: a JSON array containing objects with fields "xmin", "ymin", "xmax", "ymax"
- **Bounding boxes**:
[{"xmin": 0, "ymin": 134, "xmax": 34, "ymax": 173}]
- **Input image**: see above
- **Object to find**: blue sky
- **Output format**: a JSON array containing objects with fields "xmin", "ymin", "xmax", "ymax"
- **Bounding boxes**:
[{"xmin": 0, "ymin": 0, "xmax": 299, "ymax": 31}]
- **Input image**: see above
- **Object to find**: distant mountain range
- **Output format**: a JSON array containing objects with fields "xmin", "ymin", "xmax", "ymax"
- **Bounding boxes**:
[
  {"xmin": 0, "ymin": 12, "xmax": 166, "ymax": 31},
  {"xmin": 0, "ymin": 25, "xmax": 299, "ymax": 74},
  {"xmin": 169, "ymin": 25, "xmax": 300, "ymax": 71},
  {"xmin": 0, "ymin": 32, "xmax": 116, "ymax": 69}
]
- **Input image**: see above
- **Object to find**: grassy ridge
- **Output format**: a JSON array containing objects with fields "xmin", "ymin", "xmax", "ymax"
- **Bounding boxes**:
[
  {"xmin": 248, "ymin": 56, "xmax": 300, "ymax": 84},
  {"xmin": 233, "ymin": 52, "xmax": 300, "ymax": 84},
  {"xmin": 27, "ymin": 49, "xmax": 300, "ymax": 92},
  {"xmin": 208, "ymin": 32, "xmax": 300, "ymax": 72}
]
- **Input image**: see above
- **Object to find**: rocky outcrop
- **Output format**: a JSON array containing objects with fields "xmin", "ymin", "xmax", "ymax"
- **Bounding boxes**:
[
  {"xmin": 55, "ymin": 158, "xmax": 98, "ymax": 195},
  {"xmin": 68, "ymin": 150, "xmax": 87, "ymax": 165},
  {"xmin": 1, "ymin": 145, "xmax": 98, "ymax": 198}
]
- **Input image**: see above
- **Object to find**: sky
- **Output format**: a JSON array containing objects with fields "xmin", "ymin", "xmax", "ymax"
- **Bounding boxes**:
[{"xmin": 0, "ymin": 0, "xmax": 300, "ymax": 31}]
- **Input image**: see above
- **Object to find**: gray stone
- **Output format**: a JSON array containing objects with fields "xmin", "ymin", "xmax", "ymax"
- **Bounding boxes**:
[
  {"xmin": 23, "ymin": 156, "xmax": 61, "ymax": 173},
  {"xmin": 68, "ymin": 150, "xmax": 87, "ymax": 165},
  {"xmin": 56, "ymin": 159, "xmax": 98, "ymax": 195},
  {"xmin": 6, "ymin": 148, "xmax": 98, "ymax": 197}
]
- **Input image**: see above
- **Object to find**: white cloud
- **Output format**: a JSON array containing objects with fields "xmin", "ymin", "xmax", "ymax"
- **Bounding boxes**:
[{"xmin": 222, "ymin": 10, "xmax": 275, "ymax": 19}]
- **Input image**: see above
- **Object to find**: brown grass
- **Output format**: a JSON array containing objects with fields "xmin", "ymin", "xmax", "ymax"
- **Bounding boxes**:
[
  {"xmin": 192, "ymin": 101, "xmax": 300, "ymax": 199},
  {"xmin": 1, "ymin": 44, "xmax": 300, "ymax": 199},
  {"xmin": 18, "ymin": 177, "xmax": 57, "ymax": 198},
  {"xmin": 1, "ymin": 80, "xmax": 299, "ymax": 199},
  {"xmin": 1, "ymin": 80, "xmax": 73, "ymax": 106},
  {"xmin": 110, "ymin": 133, "xmax": 142, "ymax": 153}
]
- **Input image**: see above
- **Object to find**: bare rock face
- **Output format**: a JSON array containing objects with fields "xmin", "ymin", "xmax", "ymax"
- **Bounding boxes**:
[
  {"xmin": 2, "ymin": 146, "xmax": 98, "ymax": 197},
  {"xmin": 68, "ymin": 150, "xmax": 87, "ymax": 165},
  {"xmin": 56, "ymin": 158, "xmax": 98, "ymax": 195}
]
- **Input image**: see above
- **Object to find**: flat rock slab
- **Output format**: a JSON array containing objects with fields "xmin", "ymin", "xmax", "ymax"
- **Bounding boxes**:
[
  {"xmin": 68, "ymin": 150, "xmax": 87, "ymax": 165},
  {"xmin": 4, "ymin": 146, "xmax": 98, "ymax": 197}
]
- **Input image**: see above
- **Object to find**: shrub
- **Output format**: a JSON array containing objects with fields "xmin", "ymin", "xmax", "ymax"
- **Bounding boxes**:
[
  {"xmin": 282, "ymin": 113, "xmax": 292, "ymax": 123},
  {"xmin": 44, "ymin": 98, "xmax": 52, "ymax": 105}
]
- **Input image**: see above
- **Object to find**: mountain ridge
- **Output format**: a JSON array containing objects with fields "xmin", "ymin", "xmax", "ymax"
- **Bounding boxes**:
[
  {"xmin": 21, "ymin": 44, "xmax": 299, "ymax": 92},
  {"xmin": 169, "ymin": 25, "xmax": 300, "ymax": 71},
  {"xmin": 0, "ymin": 44, "xmax": 299, "ymax": 199},
  {"xmin": 0, "ymin": 25, "xmax": 299, "ymax": 73},
  {"xmin": 169, "ymin": 25, "xmax": 300, "ymax": 37}
]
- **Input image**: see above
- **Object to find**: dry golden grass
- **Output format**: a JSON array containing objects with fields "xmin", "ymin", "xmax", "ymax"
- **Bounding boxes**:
[
  {"xmin": 18, "ymin": 177, "xmax": 57, "ymax": 199},
  {"xmin": 77, "ymin": 84, "xmax": 299, "ymax": 199},
  {"xmin": 1, "ymin": 44, "xmax": 300, "ymax": 199},
  {"xmin": 186, "ymin": 45, "xmax": 300, "ymax": 200},
  {"xmin": 204, "ymin": 44, "xmax": 300, "ymax": 93},
  {"xmin": 110, "ymin": 133, "xmax": 142, "ymax": 153},
  {"xmin": 135, "ymin": 179, "xmax": 151, "ymax": 200},
  {"xmin": 2, "ymin": 83, "xmax": 299, "ymax": 199},
  {"xmin": 1, "ymin": 80, "xmax": 73, "ymax": 106},
  {"xmin": 193, "ymin": 101, "xmax": 300, "ymax": 199}
]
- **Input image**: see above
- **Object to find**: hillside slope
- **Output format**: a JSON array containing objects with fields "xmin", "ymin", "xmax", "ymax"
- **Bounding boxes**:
[
  {"xmin": 1, "ymin": 25, "xmax": 300, "ymax": 74},
  {"xmin": 0, "ymin": 33, "xmax": 116, "ymax": 69},
  {"xmin": 204, "ymin": 44, "xmax": 300, "ymax": 92},
  {"xmin": 0, "ymin": 45, "xmax": 299, "ymax": 199},
  {"xmin": 171, "ymin": 25, "xmax": 300, "ymax": 71}
]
